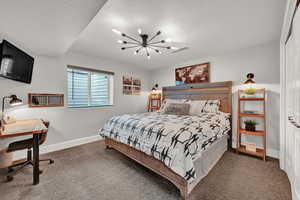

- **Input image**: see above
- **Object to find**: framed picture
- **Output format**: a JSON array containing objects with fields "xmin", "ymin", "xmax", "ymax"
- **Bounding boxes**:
[
  {"xmin": 123, "ymin": 76, "xmax": 141, "ymax": 95},
  {"xmin": 123, "ymin": 85, "xmax": 132, "ymax": 95},
  {"xmin": 175, "ymin": 62, "xmax": 210, "ymax": 85},
  {"xmin": 123, "ymin": 76, "xmax": 132, "ymax": 85},
  {"xmin": 132, "ymin": 86, "xmax": 141, "ymax": 95},
  {"xmin": 132, "ymin": 78, "xmax": 141, "ymax": 86}
]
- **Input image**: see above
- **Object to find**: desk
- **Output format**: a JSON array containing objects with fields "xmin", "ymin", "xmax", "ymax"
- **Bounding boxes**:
[{"xmin": 0, "ymin": 120, "xmax": 47, "ymax": 185}]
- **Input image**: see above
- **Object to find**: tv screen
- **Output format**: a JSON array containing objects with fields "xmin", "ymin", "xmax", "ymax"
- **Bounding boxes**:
[{"xmin": 0, "ymin": 40, "xmax": 34, "ymax": 84}]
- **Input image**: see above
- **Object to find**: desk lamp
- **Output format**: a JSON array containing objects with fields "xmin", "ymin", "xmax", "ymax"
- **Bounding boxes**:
[{"xmin": 2, "ymin": 95, "xmax": 23, "ymax": 119}]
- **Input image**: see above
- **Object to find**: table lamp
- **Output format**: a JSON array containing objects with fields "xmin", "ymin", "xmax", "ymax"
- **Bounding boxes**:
[
  {"xmin": 151, "ymin": 84, "xmax": 159, "ymax": 93},
  {"xmin": 244, "ymin": 73, "xmax": 256, "ymax": 95},
  {"xmin": 2, "ymin": 95, "xmax": 23, "ymax": 119}
]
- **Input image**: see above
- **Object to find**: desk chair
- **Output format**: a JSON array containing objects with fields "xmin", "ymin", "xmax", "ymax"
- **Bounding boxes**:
[{"xmin": 6, "ymin": 120, "xmax": 54, "ymax": 182}]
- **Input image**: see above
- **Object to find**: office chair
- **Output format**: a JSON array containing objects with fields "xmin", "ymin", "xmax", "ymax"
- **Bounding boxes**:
[{"xmin": 6, "ymin": 120, "xmax": 54, "ymax": 182}]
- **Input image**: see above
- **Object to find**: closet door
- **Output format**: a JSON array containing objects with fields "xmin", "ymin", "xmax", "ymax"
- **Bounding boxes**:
[
  {"xmin": 285, "ymin": 33, "xmax": 296, "ymax": 187},
  {"xmin": 293, "ymin": 7, "xmax": 300, "ymax": 197},
  {"xmin": 286, "ymin": 6, "xmax": 300, "ymax": 198}
]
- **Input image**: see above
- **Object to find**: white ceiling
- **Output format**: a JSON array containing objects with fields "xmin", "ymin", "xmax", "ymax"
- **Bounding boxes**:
[
  {"xmin": 0, "ymin": 0, "xmax": 286, "ymax": 69},
  {"xmin": 0, "ymin": 0, "xmax": 107, "ymax": 56},
  {"xmin": 70, "ymin": 0, "xmax": 287, "ymax": 69}
]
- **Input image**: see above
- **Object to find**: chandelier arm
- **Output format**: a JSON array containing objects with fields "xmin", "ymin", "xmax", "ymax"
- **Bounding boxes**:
[
  {"xmin": 125, "ymin": 41, "xmax": 140, "ymax": 45},
  {"xmin": 149, "ymin": 45, "xmax": 170, "ymax": 49},
  {"xmin": 148, "ymin": 32, "xmax": 160, "ymax": 42},
  {"xmin": 148, "ymin": 46, "xmax": 160, "ymax": 53},
  {"xmin": 148, "ymin": 41, "xmax": 164, "ymax": 45},
  {"xmin": 123, "ymin": 35, "xmax": 142, "ymax": 44},
  {"xmin": 145, "ymin": 47, "xmax": 150, "ymax": 56},
  {"xmin": 122, "ymin": 45, "xmax": 141, "ymax": 49},
  {"xmin": 135, "ymin": 46, "xmax": 143, "ymax": 54}
]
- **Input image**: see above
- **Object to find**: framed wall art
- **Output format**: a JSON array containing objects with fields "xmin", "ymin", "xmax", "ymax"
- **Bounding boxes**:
[
  {"xmin": 175, "ymin": 62, "xmax": 210, "ymax": 85},
  {"xmin": 123, "ymin": 76, "xmax": 141, "ymax": 95}
]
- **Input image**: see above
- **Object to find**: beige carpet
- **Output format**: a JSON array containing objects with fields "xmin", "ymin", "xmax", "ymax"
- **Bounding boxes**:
[{"xmin": 0, "ymin": 140, "xmax": 291, "ymax": 200}]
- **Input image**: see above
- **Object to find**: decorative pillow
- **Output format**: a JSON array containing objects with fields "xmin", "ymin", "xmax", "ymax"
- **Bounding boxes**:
[
  {"xmin": 185, "ymin": 100, "xmax": 206, "ymax": 115},
  {"xmin": 159, "ymin": 99, "xmax": 186, "ymax": 112},
  {"xmin": 163, "ymin": 103, "xmax": 190, "ymax": 115},
  {"xmin": 201, "ymin": 100, "xmax": 220, "ymax": 113}
]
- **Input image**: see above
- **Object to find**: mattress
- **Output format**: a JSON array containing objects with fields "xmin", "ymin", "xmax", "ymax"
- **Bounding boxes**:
[{"xmin": 188, "ymin": 134, "xmax": 227, "ymax": 193}]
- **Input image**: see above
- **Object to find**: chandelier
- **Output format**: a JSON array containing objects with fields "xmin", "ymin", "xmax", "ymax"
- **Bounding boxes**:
[{"xmin": 112, "ymin": 28, "xmax": 179, "ymax": 59}]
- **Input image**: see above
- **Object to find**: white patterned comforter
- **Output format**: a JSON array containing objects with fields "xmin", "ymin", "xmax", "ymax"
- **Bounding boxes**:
[{"xmin": 99, "ymin": 112, "xmax": 230, "ymax": 183}]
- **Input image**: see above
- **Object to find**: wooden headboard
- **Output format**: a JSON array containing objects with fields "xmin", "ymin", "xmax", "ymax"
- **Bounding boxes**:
[{"xmin": 162, "ymin": 81, "xmax": 233, "ymax": 114}]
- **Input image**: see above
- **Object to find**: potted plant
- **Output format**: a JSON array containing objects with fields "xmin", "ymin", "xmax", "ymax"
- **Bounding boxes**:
[{"xmin": 244, "ymin": 120, "xmax": 258, "ymax": 132}]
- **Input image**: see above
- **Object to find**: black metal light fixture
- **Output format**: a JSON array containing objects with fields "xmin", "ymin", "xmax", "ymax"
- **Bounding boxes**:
[
  {"xmin": 112, "ymin": 28, "xmax": 179, "ymax": 59},
  {"xmin": 2, "ymin": 95, "xmax": 23, "ymax": 118},
  {"xmin": 151, "ymin": 84, "xmax": 159, "ymax": 92}
]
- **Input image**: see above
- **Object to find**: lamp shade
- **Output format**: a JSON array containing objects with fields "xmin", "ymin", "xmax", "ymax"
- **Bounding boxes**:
[
  {"xmin": 9, "ymin": 95, "xmax": 22, "ymax": 106},
  {"xmin": 244, "ymin": 73, "xmax": 255, "ymax": 84}
]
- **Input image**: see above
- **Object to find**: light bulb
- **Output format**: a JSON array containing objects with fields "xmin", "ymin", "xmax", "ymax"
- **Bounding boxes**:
[
  {"xmin": 117, "ymin": 40, "xmax": 123, "ymax": 44},
  {"xmin": 165, "ymin": 38, "xmax": 172, "ymax": 43},
  {"xmin": 147, "ymin": 55, "xmax": 151, "ymax": 59},
  {"xmin": 112, "ymin": 29, "xmax": 122, "ymax": 35},
  {"xmin": 170, "ymin": 47, "xmax": 179, "ymax": 50},
  {"xmin": 138, "ymin": 28, "xmax": 142, "ymax": 35}
]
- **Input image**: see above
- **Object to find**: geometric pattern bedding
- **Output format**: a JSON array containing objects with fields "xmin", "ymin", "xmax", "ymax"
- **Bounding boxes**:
[{"xmin": 99, "ymin": 112, "xmax": 231, "ymax": 183}]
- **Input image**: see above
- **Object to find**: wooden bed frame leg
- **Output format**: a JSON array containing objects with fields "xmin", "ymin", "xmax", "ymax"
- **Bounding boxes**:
[
  {"xmin": 179, "ymin": 186, "xmax": 188, "ymax": 200},
  {"xmin": 104, "ymin": 138, "xmax": 112, "ymax": 149}
]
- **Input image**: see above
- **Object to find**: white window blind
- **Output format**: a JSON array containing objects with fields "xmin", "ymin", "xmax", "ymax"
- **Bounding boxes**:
[{"xmin": 67, "ymin": 66, "xmax": 114, "ymax": 108}]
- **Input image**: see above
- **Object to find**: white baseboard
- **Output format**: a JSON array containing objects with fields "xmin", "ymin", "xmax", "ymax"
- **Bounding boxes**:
[
  {"xmin": 13, "ymin": 135, "xmax": 103, "ymax": 161},
  {"xmin": 266, "ymin": 148, "xmax": 280, "ymax": 159},
  {"xmin": 295, "ymin": 188, "xmax": 300, "ymax": 200}
]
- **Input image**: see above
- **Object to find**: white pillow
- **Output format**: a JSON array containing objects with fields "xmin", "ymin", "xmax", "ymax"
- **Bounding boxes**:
[
  {"xmin": 201, "ymin": 100, "xmax": 220, "ymax": 113},
  {"xmin": 185, "ymin": 100, "xmax": 206, "ymax": 115},
  {"xmin": 184, "ymin": 99, "xmax": 220, "ymax": 115}
]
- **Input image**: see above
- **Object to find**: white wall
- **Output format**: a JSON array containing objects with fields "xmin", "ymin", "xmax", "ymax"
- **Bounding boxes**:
[
  {"xmin": 0, "ymin": 52, "xmax": 151, "ymax": 147},
  {"xmin": 150, "ymin": 41, "xmax": 280, "ymax": 157},
  {"xmin": 0, "ymin": 40, "xmax": 280, "ymax": 158}
]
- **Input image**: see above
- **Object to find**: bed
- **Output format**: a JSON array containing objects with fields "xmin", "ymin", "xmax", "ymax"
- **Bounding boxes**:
[{"xmin": 100, "ymin": 81, "xmax": 232, "ymax": 200}]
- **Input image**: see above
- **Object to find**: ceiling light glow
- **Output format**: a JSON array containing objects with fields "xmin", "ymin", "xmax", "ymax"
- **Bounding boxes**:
[{"xmin": 112, "ymin": 29, "xmax": 122, "ymax": 35}]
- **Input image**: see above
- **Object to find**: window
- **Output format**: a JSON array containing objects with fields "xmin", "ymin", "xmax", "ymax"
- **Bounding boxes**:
[{"xmin": 67, "ymin": 66, "xmax": 114, "ymax": 108}]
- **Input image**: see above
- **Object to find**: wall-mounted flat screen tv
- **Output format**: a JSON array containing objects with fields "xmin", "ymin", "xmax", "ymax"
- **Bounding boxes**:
[{"xmin": 0, "ymin": 40, "xmax": 34, "ymax": 84}]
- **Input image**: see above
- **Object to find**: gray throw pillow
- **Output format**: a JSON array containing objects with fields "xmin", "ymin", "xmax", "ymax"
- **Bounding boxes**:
[{"xmin": 163, "ymin": 103, "xmax": 190, "ymax": 115}]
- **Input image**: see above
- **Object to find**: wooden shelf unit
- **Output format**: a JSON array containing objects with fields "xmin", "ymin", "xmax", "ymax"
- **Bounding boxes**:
[
  {"xmin": 239, "ymin": 97, "xmax": 265, "ymax": 101},
  {"xmin": 237, "ymin": 89, "xmax": 266, "ymax": 161},
  {"xmin": 148, "ymin": 93, "xmax": 161, "ymax": 112},
  {"xmin": 237, "ymin": 145, "xmax": 265, "ymax": 157}
]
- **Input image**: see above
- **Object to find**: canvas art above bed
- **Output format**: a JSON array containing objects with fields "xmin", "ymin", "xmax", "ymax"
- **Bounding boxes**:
[{"xmin": 175, "ymin": 62, "xmax": 210, "ymax": 85}]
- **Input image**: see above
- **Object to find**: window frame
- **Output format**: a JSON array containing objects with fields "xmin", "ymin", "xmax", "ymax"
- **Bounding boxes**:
[{"xmin": 67, "ymin": 65, "xmax": 114, "ymax": 108}]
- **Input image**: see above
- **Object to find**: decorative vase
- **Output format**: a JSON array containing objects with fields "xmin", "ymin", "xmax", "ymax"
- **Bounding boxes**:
[{"xmin": 244, "ymin": 88, "xmax": 256, "ymax": 95}]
